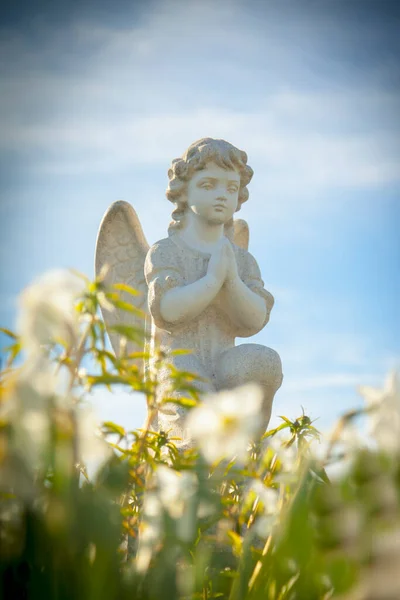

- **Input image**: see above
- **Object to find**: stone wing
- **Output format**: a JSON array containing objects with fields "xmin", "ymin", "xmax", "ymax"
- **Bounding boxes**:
[
  {"xmin": 233, "ymin": 218, "xmax": 249, "ymax": 250},
  {"xmin": 95, "ymin": 200, "xmax": 150, "ymax": 361}
]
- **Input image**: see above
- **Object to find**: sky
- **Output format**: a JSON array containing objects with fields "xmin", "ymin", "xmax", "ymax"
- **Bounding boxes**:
[{"xmin": 0, "ymin": 0, "xmax": 399, "ymax": 435}]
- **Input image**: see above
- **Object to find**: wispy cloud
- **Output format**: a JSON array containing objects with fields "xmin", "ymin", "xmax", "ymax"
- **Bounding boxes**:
[
  {"xmin": 1, "ymin": 0, "xmax": 399, "ymax": 190},
  {"xmin": 284, "ymin": 372, "xmax": 386, "ymax": 393},
  {"xmin": 2, "ymin": 108, "xmax": 399, "ymax": 191}
]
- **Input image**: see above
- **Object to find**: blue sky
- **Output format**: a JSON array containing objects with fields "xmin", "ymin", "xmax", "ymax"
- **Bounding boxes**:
[{"xmin": 0, "ymin": 0, "xmax": 399, "ymax": 434}]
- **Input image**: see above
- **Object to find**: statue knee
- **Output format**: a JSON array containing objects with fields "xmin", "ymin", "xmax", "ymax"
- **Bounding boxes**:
[
  {"xmin": 216, "ymin": 344, "xmax": 283, "ymax": 391},
  {"xmin": 257, "ymin": 346, "xmax": 283, "ymax": 391}
]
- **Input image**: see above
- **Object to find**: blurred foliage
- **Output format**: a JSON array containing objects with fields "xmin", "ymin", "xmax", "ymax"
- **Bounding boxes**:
[{"xmin": 1, "ymin": 270, "xmax": 399, "ymax": 600}]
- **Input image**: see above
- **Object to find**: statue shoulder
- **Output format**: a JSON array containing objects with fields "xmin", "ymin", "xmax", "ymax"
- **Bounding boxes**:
[
  {"xmin": 145, "ymin": 237, "xmax": 182, "ymax": 278},
  {"xmin": 146, "ymin": 236, "xmax": 177, "ymax": 259},
  {"xmin": 232, "ymin": 244, "xmax": 261, "ymax": 274}
]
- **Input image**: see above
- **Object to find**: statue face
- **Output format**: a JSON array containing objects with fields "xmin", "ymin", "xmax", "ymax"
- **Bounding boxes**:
[{"xmin": 186, "ymin": 162, "xmax": 240, "ymax": 225}]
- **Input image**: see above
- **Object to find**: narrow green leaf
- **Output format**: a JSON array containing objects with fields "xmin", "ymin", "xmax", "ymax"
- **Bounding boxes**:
[
  {"xmin": 278, "ymin": 415, "xmax": 293, "ymax": 425},
  {"xmin": 161, "ymin": 396, "xmax": 197, "ymax": 408},
  {"xmin": 227, "ymin": 530, "xmax": 243, "ymax": 556},
  {"xmin": 109, "ymin": 324, "xmax": 145, "ymax": 342},
  {"xmin": 0, "ymin": 327, "xmax": 17, "ymax": 340},
  {"xmin": 113, "ymin": 283, "xmax": 140, "ymax": 296},
  {"xmin": 69, "ymin": 268, "xmax": 90, "ymax": 283},
  {"xmin": 106, "ymin": 296, "xmax": 145, "ymax": 318},
  {"xmin": 102, "ymin": 421, "xmax": 126, "ymax": 437},
  {"xmin": 87, "ymin": 374, "xmax": 127, "ymax": 386},
  {"xmin": 262, "ymin": 422, "xmax": 291, "ymax": 439},
  {"xmin": 96, "ymin": 349, "xmax": 118, "ymax": 365},
  {"xmin": 4, "ymin": 341, "xmax": 21, "ymax": 367},
  {"xmin": 169, "ymin": 348, "xmax": 193, "ymax": 356},
  {"xmin": 126, "ymin": 351, "xmax": 151, "ymax": 360}
]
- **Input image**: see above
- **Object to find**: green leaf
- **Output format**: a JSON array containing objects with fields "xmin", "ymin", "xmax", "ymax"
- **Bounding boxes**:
[
  {"xmin": 109, "ymin": 324, "xmax": 145, "ymax": 342},
  {"xmin": 102, "ymin": 421, "xmax": 126, "ymax": 438},
  {"xmin": 227, "ymin": 530, "xmax": 243, "ymax": 556},
  {"xmin": 168, "ymin": 367, "xmax": 204, "ymax": 382},
  {"xmin": 262, "ymin": 421, "xmax": 291, "ymax": 439},
  {"xmin": 96, "ymin": 349, "xmax": 118, "ymax": 366},
  {"xmin": 113, "ymin": 282, "xmax": 140, "ymax": 296},
  {"xmin": 106, "ymin": 296, "xmax": 145, "ymax": 318},
  {"xmin": 126, "ymin": 351, "xmax": 151, "ymax": 360},
  {"xmin": 69, "ymin": 268, "xmax": 90, "ymax": 283},
  {"xmin": 278, "ymin": 415, "xmax": 293, "ymax": 425},
  {"xmin": 283, "ymin": 434, "xmax": 296, "ymax": 447},
  {"xmin": 3, "ymin": 341, "xmax": 21, "ymax": 367},
  {"xmin": 169, "ymin": 348, "xmax": 193, "ymax": 356},
  {"xmin": 0, "ymin": 327, "xmax": 17, "ymax": 339},
  {"xmin": 161, "ymin": 396, "xmax": 197, "ymax": 408},
  {"xmin": 87, "ymin": 374, "xmax": 127, "ymax": 386}
]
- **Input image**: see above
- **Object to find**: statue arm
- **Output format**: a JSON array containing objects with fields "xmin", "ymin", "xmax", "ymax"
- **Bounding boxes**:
[
  {"xmin": 145, "ymin": 241, "xmax": 223, "ymax": 329},
  {"xmin": 222, "ymin": 248, "xmax": 274, "ymax": 337},
  {"xmin": 160, "ymin": 275, "xmax": 221, "ymax": 325},
  {"xmin": 223, "ymin": 278, "xmax": 267, "ymax": 333}
]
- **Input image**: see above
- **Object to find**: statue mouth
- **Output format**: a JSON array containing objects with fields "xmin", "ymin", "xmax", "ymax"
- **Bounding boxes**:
[{"xmin": 213, "ymin": 204, "xmax": 226, "ymax": 210}]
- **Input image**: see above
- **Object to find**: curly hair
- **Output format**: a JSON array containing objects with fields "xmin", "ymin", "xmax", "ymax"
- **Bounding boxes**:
[{"xmin": 166, "ymin": 138, "xmax": 253, "ymax": 234}]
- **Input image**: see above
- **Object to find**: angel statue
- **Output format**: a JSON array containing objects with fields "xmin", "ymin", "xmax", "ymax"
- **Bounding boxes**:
[{"xmin": 95, "ymin": 138, "xmax": 283, "ymax": 448}]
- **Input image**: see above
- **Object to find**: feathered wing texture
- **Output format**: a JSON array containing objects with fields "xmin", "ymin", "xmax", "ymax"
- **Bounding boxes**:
[
  {"xmin": 233, "ymin": 218, "xmax": 249, "ymax": 250},
  {"xmin": 95, "ymin": 201, "xmax": 150, "ymax": 363}
]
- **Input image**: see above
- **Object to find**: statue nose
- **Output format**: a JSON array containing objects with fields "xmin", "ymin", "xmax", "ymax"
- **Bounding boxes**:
[{"xmin": 216, "ymin": 194, "xmax": 227, "ymax": 202}]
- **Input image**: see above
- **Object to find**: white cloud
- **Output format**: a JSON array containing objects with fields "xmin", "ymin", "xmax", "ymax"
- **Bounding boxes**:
[
  {"xmin": 1, "ymin": 106, "xmax": 399, "ymax": 196},
  {"xmin": 0, "ymin": 0, "xmax": 398, "ymax": 191},
  {"xmin": 284, "ymin": 372, "xmax": 383, "ymax": 393}
]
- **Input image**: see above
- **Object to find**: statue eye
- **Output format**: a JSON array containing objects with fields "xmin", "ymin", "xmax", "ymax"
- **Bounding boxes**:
[
  {"xmin": 200, "ymin": 181, "xmax": 213, "ymax": 189},
  {"xmin": 228, "ymin": 185, "xmax": 239, "ymax": 193}
]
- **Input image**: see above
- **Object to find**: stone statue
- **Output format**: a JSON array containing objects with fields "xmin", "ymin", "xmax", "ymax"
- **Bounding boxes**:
[{"xmin": 95, "ymin": 138, "xmax": 283, "ymax": 447}]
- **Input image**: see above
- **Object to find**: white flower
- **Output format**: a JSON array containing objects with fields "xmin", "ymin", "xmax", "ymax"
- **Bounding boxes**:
[
  {"xmin": 18, "ymin": 409, "xmax": 51, "ymax": 468},
  {"xmin": 156, "ymin": 466, "xmax": 198, "ymax": 543},
  {"xmin": 254, "ymin": 515, "xmax": 277, "ymax": 538},
  {"xmin": 248, "ymin": 480, "xmax": 279, "ymax": 514},
  {"xmin": 136, "ymin": 493, "xmax": 163, "ymax": 573},
  {"xmin": 156, "ymin": 466, "xmax": 198, "ymax": 520},
  {"xmin": 245, "ymin": 479, "xmax": 280, "ymax": 537},
  {"xmin": 18, "ymin": 356, "xmax": 70, "ymax": 402},
  {"xmin": 268, "ymin": 435, "xmax": 297, "ymax": 472},
  {"xmin": 75, "ymin": 407, "xmax": 112, "ymax": 467},
  {"xmin": 186, "ymin": 383, "xmax": 263, "ymax": 463},
  {"xmin": 20, "ymin": 409, "xmax": 49, "ymax": 442},
  {"xmin": 136, "ymin": 467, "xmax": 199, "ymax": 572},
  {"xmin": 359, "ymin": 371, "xmax": 400, "ymax": 454},
  {"xmin": 18, "ymin": 269, "xmax": 84, "ymax": 354}
]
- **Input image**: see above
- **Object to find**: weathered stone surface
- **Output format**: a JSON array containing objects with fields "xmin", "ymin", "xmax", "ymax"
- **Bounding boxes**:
[{"xmin": 96, "ymin": 138, "xmax": 283, "ymax": 446}]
